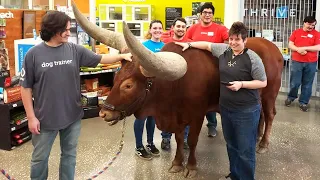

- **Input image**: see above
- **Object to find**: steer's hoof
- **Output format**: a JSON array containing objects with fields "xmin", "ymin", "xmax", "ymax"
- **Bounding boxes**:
[
  {"xmin": 183, "ymin": 168, "xmax": 197, "ymax": 178},
  {"xmin": 168, "ymin": 165, "xmax": 184, "ymax": 173},
  {"xmin": 256, "ymin": 136, "xmax": 262, "ymax": 142},
  {"xmin": 256, "ymin": 146, "xmax": 268, "ymax": 154}
]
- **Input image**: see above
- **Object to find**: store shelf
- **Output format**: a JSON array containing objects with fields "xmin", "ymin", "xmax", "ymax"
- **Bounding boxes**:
[
  {"xmin": 80, "ymin": 68, "xmax": 119, "ymax": 76},
  {"xmin": 83, "ymin": 106, "xmax": 101, "ymax": 119},
  {"xmin": 10, "ymin": 119, "xmax": 27, "ymax": 132},
  {"xmin": 0, "ymin": 100, "xmax": 23, "ymax": 110},
  {"xmin": 11, "ymin": 134, "xmax": 32, "ymax": 150}
]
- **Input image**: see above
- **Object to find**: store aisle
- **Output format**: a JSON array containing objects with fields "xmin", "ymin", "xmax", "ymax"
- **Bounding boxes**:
[{"xmin": 0, "ymin": 94, "xmax": 320, "ymax": 180}]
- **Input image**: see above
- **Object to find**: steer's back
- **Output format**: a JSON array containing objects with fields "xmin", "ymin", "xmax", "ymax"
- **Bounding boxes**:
[{"xmin": 152, "ymin": 43, "xmax": 220, "ymax": 131}]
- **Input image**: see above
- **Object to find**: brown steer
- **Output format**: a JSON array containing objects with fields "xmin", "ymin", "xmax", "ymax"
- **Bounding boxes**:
[{"xmin": 72, "ymin": 2, "xmax": 283, "ymax": 178}]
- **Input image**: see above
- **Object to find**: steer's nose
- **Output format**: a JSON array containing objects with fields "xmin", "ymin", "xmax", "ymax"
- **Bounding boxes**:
[{"xmin": 99, "ymin": 110, "xmax": 106, "ymax": 118}]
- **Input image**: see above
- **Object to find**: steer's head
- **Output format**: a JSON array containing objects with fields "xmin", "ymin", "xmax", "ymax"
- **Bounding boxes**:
[{"xmin": 72, "ymin": 1, "xmax": 187, "ymax": 121}]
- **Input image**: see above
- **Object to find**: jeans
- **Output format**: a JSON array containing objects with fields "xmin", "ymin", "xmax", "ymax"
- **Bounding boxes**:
[
  {"xmin": 206, "ymin": 111, "xmax": 217, "ymax": 128},
  {"xmin": 30, "ymin": 120, "xmax": 81, "ymax": 180},
  {"xmin": 220, "ymin": 104, "xmax": 260, "ymax": 180},
  {"xmin": 134, "ymin": 116, "xmax": 155, "ymax": 148},
  {"xmin": 161, "ymin": 126, "xmax": 190, "ymax": 141},
  {"xmin": 288, "ymin": 61, "xmax": 317, "ymax": 105}
]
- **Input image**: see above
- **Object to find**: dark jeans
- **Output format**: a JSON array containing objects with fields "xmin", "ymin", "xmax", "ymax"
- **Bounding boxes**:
[
  {"xmin": 288, "ymin": 61, "xmax": 317, "ymax": 105},
  {"xmin": 206, "ymin": 111, "xmax": 217, "ymax": 128},
  {"xmin": 134, "ymin": 116, "xmax": 155, "ymax": 148},
  {"xmin": 161, "ymin": 126, "xmax": 190, "ymax": 141},
  {"xmin": 220, "ymin": 104, "xmax": 261, "ymax": 180}
]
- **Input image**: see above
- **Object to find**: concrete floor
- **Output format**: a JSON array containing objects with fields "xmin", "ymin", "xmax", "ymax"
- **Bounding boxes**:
[{"xmin": 0, "ymin": 94, "xmax": 320, "ymax": 180}]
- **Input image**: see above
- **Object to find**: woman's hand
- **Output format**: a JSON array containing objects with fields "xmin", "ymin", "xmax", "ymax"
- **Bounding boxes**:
[
  {"xmin": 227, "ymin": 81, "xmax": 243, "ymax": 91},
  {"xmin": 175, "ymin": 42, "xmax": 190, "ymax": 51},
  {"xmin": 120, "ymin": 53, "xmax": 133, "ymax": 62}
]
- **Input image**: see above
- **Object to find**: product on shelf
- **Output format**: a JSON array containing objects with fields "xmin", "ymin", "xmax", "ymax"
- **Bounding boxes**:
[
  {"xmin": 80, "ymin": 67, "xmax": 103, "ymax": 72},
  {"xmin": 98, "ymin": 86, "xmax": 111, "ymax": 97},
  {"xmin": 80, "ymin": 62, "xmax": 121, "ymax": 72},
  {"xmin": 12, "ymin": 129, "xmax": 31, "ymax": 140},
  {"xmin": 11, "ymin": 134, "xmax": 32, "ymax": 146},
  {"xmin": 84, "ymin": 78, "xmax": 99, "ymax": 92},
  {"xmin": 4, "ymin": 75, "xmax": 20, "ymax": 88},
  {"xmin": 81, "ymin": 92, "xmax": 98, "ymax": 107},
  {"xmin": 101, "ymin": 64, "xmax": 121, "ymax": 70},
  {"xmin": 3, "ymin": 86, "xmax": 21, "ymax": 103},
  {"xmin": 10, "ymin": 111, "xmax": 27, "ymax": 125}
]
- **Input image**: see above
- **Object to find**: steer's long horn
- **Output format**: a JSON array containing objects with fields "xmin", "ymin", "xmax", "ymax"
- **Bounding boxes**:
[
  {"xmin": 122, "ymin": 21, "xmax": 187, "ymax": 81},
  {"xmin": 71, "ymin": 1, "xmax": 126, "ymax": 51}
]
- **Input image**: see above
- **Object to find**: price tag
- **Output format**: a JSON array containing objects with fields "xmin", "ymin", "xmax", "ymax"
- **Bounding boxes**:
[
  {"xmin": 12, "ymin": 103, "xmax": 17, "ymax": 108},
  {"xmin": 135, "ymin": 8, "xmax": 140, "ymax": 11}
]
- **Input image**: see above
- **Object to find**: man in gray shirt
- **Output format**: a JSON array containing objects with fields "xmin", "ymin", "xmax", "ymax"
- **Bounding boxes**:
[{"xmin": 20, "ymin": 11, "xmax": 132, "ymax": 180}]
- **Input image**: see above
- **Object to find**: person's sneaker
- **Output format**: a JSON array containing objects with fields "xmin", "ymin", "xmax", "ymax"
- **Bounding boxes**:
[
  {"xmin": 161, "ymin": 138, "xmax": 171, "ymax": 151},
  {"xmin": 219, "ymin": 174, "xmax": 232, "ymax": 180},
  {"xmin": 183, "ymin": 140, "xmax": 189, "ymax": 150},
  {"xmin": 299, "ymin": 104, "xmax": 309, "ymax": 112},
  {"xmin": 285, "ymin": 98, "xmax": 293, "ymax": 107},
  {"xmin": 135, "ymin": 147, "xmax": 152, "ymax": 160},
  {"xmin": 146, "ymin": 144, "xmax": 160, "ymax": 156},
  {"xmin": 207, "ymin": 126, "xmax": 217, "ymax": 137}
]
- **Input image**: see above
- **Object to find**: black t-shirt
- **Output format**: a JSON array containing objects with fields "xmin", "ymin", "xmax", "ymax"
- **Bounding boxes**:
[{"xmin": 210, "ymin": 43, "xmax": 267, "ymax": 110}]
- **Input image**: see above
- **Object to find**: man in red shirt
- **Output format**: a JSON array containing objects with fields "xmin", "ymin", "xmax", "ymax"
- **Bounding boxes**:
[
  {"xmin": 186, "ymin": 2, "xmax": 229, "ymax": 137},
  {"xmin": 186, "ymin": 3, "xmax": 229, "ymax": 43},
  {"xmin": 161, "ymin": 17, "xmax": 191, "ymax": 151},
  {"xmin": 285, "ymin": 16, "xmax": 320, "ymax": 112},
  {"xmin": 162, "ymin": 17, "xmax": 191, "ymax": 43}
]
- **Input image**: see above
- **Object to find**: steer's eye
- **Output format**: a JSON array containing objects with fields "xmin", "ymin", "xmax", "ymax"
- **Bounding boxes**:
[{"xmin": 126, "ymin": 84, "xmax": 133, "ymax": 89}]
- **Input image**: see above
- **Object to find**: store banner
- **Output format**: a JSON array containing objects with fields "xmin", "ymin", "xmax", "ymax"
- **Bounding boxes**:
[{"xmin": 17, "ymin": 44, "xmax": 34, "ymax": 73}]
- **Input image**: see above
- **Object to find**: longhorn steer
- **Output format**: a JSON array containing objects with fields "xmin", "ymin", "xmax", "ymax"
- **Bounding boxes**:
[{"xmin": 72, "ymin": 1, "xmax": 283, "ymax": 178}]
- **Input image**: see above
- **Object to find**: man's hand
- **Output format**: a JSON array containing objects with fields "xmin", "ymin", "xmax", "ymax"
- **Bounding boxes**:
[
  {"xmin": 120, "ymin": 53, "xmax": 132, "ymax": 62},
  {"xmin": 28, "ymin": 117, "xmax": 40, "ymax": 134},
  {"xmin": 297, "ymin": 47, "xmax": 307, "ymax": 55},
  {"xmin": 175, "ymin": 42, "xmax": 189, "ymax": 51}
]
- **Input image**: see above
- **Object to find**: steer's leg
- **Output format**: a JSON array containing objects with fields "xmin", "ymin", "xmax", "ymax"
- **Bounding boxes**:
[
  {"xmin": 257, "ymin": 95, "xmax": 277, "ymax": 154},
  {"xmin": 257, "ymin": 110, "xmax": 265, "ymax": 142},
  {"xmin": 169, "ymin": 129, "xmax": 185, "ymax": 173},
  {"xmin": 184, "ymin": 116, "xmax": 204, "ymax": 178}
]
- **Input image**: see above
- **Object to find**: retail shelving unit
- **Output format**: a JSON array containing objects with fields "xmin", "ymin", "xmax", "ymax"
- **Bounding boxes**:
[
  {"xmin": 99, "ymin": 4, "xmax": 155, "ymax": 39},
  {"xmin": 0, "ymin": 100, "xmax": 29, "ymax": 151}
]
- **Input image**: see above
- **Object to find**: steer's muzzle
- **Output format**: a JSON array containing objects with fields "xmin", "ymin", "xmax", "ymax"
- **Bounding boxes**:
[{"xmin": 99, "ymin": 109, "xmax": 121, "ymax": 122}]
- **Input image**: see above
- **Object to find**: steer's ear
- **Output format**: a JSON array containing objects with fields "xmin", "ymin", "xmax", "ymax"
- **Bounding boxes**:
[{"xmin": 139, "ymin": 66, "xmax": 155, "ymax": 78}]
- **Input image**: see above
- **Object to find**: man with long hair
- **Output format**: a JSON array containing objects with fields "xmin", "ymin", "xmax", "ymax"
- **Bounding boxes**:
[{"xmin": 20, "ymin": 11, "xmax": 132, "ymax": 180}]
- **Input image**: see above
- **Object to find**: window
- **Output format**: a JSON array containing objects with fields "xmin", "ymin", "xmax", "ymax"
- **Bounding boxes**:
[
  {"xmin": 32, "ymin": 0, "xmax": 49, "ymax": 10},
  {"xmin": 0, "ymin": 0, "xmax": 29, "ymax": 9}
]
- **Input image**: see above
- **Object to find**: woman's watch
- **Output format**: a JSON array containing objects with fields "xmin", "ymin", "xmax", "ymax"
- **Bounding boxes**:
[{"xmin": 188, "ymin": 42, "xmax": 192, "ymax": 49}]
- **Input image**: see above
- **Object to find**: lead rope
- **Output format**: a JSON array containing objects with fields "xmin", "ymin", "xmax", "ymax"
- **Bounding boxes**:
[
  {"xmin": 1, "ymin": 169, "xmax": 15, "ymax": 180},
  {"xmin": 86, "ymin": 117, "xmax": 127, "ymax": 180}
]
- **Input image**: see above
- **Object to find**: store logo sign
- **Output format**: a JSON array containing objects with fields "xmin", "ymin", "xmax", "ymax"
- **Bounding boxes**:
[
  {"xmin": 0, "ymin": 11, "xmax": 14, "ymax": 19},
  {"xmin": 244, "ymin": 6, "xmax": 296, "ymax": 18},
  {"xmin": 276, "ymin": 6, "xmax": 290, "ymax": 18}
]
